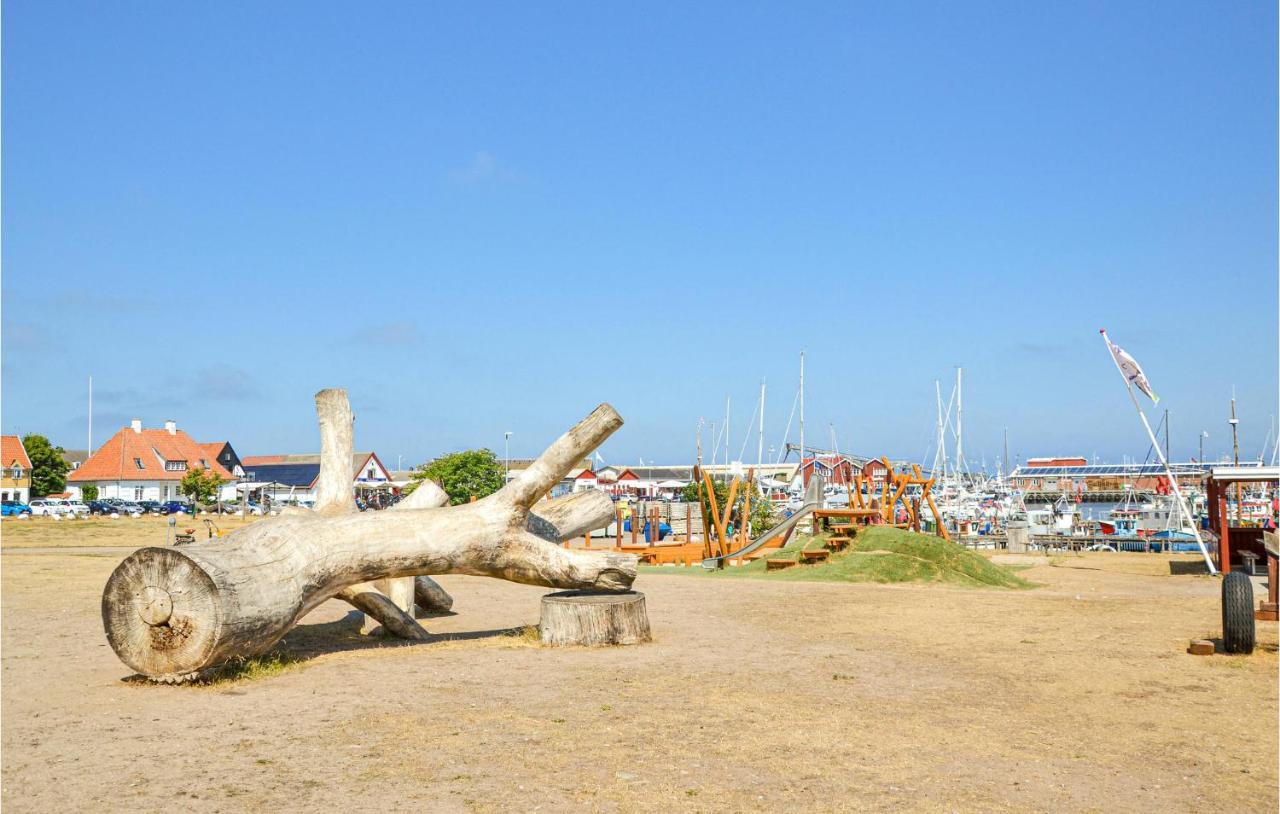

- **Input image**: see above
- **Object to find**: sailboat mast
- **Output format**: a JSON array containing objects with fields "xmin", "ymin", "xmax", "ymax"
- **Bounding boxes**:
[
  {"xmin": 757, "ymin": 379, "xmax": 765, "ymax": 469},
  {"xmin": 934, "ymin": 379, "xmax": 946, "ymax": 481},
  {"xmin": 88, "ymin": 375, "xmax": 94, "ymax": 453},
  {"xmin": 956, "ymin": 367, "xmax": 964, "ymax": 479},
  {"xmin": 799, "ymin": 351, "xmax": 806, "ymax": 470},
  {"xmin": 696, "ymin": 418, "xmax": 703, "ymax": 468},
  {"xmin": 725, "ymin": 395, "xmax": 731, "ymax": 468},
  {"xmin": 1003, "ymin": 427, "xmax": 1009, "ymax": 484},
  {"xmin": 1230, "ymin": 389, "xmax": 1240, "ymax": 466},
  {"xmin": 1229, "ymin": 389, "xmax": 1241, "ymax": 519}
]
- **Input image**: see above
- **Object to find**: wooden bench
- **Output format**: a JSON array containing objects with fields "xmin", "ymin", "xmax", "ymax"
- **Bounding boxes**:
[
  {"xmin": 1241, "ymin": 550, "xmax": 1261, "ymax": 576},
  {"xmin": 766, "ymin": 559, "xmax": 797, "ymax": 571},
  {"xmin": 827, "ymin": 536, "xmax": 851, "ymax": 550},
  {"xmin": 800, "ymin": 549, "xmax": 830, "ymax": 564}
]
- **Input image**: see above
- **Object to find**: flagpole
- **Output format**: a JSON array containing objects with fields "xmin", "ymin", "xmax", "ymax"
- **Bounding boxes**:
[{"xmin": 1100, "ymin": 330, "xmax": 1217, "ymax": 574}]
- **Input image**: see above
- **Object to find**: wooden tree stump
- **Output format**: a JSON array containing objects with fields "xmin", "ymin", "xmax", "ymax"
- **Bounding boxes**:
[{"xmin": 539, "ymin": 591, "xmax": 651, "ymax": 647}]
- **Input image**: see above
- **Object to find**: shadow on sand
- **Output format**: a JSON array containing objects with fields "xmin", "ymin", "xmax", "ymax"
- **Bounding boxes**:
[
  {"xmin": 1168, "ymin": 560, "xmax": 1215, "ymax": 576},
  {"xmin": 122, "ymin": 610, "xmax": 534, "ymax": 685}
]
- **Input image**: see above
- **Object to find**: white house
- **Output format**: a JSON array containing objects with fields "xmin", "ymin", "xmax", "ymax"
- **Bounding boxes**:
[{"xmin": 67, "ymin": 420, "xmax": 242, "ymax": 502}]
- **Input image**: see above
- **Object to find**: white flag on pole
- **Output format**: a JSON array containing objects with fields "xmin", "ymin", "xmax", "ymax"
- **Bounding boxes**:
[{"xmin": 1102, "ymin": 330, "xmax": 1159, "ymax": 404}]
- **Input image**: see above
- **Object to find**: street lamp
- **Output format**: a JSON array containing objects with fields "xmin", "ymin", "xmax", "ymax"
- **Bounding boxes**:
[
  {"xmin": 1200, "ymin": 431, "xmax": 1208, "ymax": 464},
  {"xmin": 504, "ymin": 431, "xmax": 513, "ymax": 484}
]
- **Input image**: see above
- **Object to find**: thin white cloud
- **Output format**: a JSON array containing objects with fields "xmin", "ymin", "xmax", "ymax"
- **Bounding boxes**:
[
  {"xmin": 447, "ymin": 150, "xmax": 520, "ymax": 186},
  {"xmin": 355, "ymin": 321, "xmax": 421, "ymax": 347}
]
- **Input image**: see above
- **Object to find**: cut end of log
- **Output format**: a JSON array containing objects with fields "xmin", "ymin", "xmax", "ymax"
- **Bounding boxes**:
[
  {"xmin": 539, "ymin": 590, "xmax": 651, "ymax": 647},
  {"xmin": 102, "ymin": 547, "xmax": 222, "ymax": 679}
]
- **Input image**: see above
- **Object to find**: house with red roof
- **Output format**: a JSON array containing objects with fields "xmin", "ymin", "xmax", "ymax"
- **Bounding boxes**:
[
  {"xmin": 67, "ymin": 420, "xmax": 242, "ymax": 503},
  {"xmin": 1, "ymin": 436, "xmax": 33, "ymax": 503}
]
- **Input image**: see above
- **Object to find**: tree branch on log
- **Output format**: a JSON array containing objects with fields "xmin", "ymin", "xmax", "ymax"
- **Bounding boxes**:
[
  {"xmin": 314, "ymin": 389, "xmax": 423, "ymax": 639},
  {"xmin": 101, "ymin": 395, "xmax": 634, "ymax": 680}
]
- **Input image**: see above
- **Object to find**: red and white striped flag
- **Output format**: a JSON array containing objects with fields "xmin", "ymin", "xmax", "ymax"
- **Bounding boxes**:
[{"xmin": 1101, "ymin": 330, "xmax": 1159, "ymax": 404}]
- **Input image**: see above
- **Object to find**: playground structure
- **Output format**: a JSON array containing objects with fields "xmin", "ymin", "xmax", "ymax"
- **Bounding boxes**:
[
  {"xmin": 832, "ymin": 457, "xmax": 948, "ymax": 539},
  {"xmin": 702, "ymin": 474, "xmax": 824, "ymax": 568},
  {"xmin": 586, "ymin": 455, "xmax": 952, "ymax": 570}
]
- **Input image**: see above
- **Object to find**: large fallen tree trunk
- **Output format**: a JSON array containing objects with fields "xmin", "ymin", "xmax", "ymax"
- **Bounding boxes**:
[{"xmin": 101, "ymin": 394, "xmax": 635, "ymax": 680}]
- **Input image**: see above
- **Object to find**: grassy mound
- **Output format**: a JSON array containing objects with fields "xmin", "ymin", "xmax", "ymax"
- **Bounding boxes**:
[{"xmin": 646, "ymin": 526, "xmax": 1031, "ymax": 589}]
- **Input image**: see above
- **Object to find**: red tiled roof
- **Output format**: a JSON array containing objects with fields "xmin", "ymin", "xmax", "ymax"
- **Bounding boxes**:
[
  {"xmin": 69, "ymin": 427, "xmax": 235, "ymax": 482},
  {"xmin": 1, "ymin": 436, "xmax": 31, "ymax": 469}
]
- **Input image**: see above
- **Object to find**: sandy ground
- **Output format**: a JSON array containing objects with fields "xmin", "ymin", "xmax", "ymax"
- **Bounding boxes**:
[{"xmin": 2, "ymin": 520, "xmax": 1276, "ymax": 812}]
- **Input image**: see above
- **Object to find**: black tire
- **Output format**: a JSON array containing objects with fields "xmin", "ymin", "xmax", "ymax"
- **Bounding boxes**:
[{"xmin": 1222, "ymin": 570, "xmax": 1256, "ymax": 655}]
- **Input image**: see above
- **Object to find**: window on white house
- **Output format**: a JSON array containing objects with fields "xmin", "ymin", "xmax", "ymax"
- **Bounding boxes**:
[
  {"xmin": 134, "ymin": 458, "xmax": 144, "ymax": 469},
  {"xmin": 10, "ymin": 467, "xmax": 21, "ymax": 479},
  {"xmin": 367, "ymin": 468, "xmax": 375, "ymax": 479},
  {"xmin": 165, "ymin": 461, "xmax": 188, "ymax": 471},
  {"xmin": 134, "ymin": 487, "xmax": 144, "ymax": 500}
]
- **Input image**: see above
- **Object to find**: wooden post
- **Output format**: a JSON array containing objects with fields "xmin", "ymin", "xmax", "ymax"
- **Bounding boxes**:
[
  {"xmin": 912, "ymin": 498, "xmax": 921, "ymax": 533},
  {"xmin": 630, "ymin": 503, "xmax": 638, "ymax": 545},
  {"xmin": 685, "ymin": 502, "xmax": 691, "ymax": 544},
  {"xmin": 1215, "ymin": 480, "xmax": 1231, "ymax": 573},
  {"xmin": 703, "ymin": 472, "xmax": 728, "ymax": 558},
  {"xmin": 923, "ymin": 477, "xmax": 948, "ymax": 540},
  {"xmin": 583, "ymin": 532, "xmax": 591, "ymax": 549},
  {"xmin": 615, "ymin": 506, "xmax": 622, "ymax": 549},
  {"xmin": 695, "ymin": 466, "xmax": 713, "ymax": 560}
]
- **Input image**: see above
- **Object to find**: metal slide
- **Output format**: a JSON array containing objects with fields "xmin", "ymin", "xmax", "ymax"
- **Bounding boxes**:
[{"xmin": 701, "ymin": 476, "xmax": 825, "ymax": 569}]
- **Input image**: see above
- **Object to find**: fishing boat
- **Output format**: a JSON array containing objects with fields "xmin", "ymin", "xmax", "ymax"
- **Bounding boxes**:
[
  {"xmin": 1136, "ymin": 494, "xmax": 1196, "ymax": 537},
  {"xmin": 1099, "ymin": 509, "xmax": 1140, "ymax": 536},
  {"xmin": 1027, "ymin": 495, "xmax": 1081, "ymax": 535}
]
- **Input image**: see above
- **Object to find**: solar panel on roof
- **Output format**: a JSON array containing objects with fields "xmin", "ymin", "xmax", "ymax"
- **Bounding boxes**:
[{"xmin": 244, "ymin": 462, "xmax": 321, "ymax": 487}]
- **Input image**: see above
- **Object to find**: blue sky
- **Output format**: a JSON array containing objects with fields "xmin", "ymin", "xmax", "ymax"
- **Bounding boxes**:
[{"xmin": 3, "ymin": 2, "xmax": 1276, "ymax": 469}]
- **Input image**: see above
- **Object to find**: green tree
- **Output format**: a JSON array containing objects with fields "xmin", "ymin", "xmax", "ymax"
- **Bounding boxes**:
[
  {"xmin": 21, "ymin": 434, "xmax": 71, "ymax": 497},
  {"xmin": 407, "ymin": 449, "xmax": 505, "ymax": 506},
  {"xmin": 81, "ymin": 484, "xmax": 99, "ymax": 502},
  {"xmin": 180, "ymin": 466, "xmax": 225, "ymax": 505},
  {"xmin": 681, "ymin": 476, "xmax": 776, "ymax": 533}
]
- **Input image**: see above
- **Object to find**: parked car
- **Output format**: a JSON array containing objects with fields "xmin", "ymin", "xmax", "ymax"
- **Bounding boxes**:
[
  {"xmin": 93, "ymin": 500, "xmax": 144, "ymax": 516},
  {"xmin": 159, "ymin": 501, "xmax": 191, "ymax": 515},
  {"xmin": 88, "ymin": 500, "xmax": 122, "ymax": 515},
  {"xmin": 137, "ymin": 501, "xmax": 165, "ymax": 515},
  {"xmin": 29, "ymin": 499, "xmax": 71, "ymax": 517},
  {"xmin": 1, "ymin": 500, "xmax": 32, "ymax": 516},
  {"xmin": 221, "ymin": 500, "xmax": 265, "ymax": 516},
  {"xmin": 65, "ymin": 500, "xmax": 90, "ymax": 516}
]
